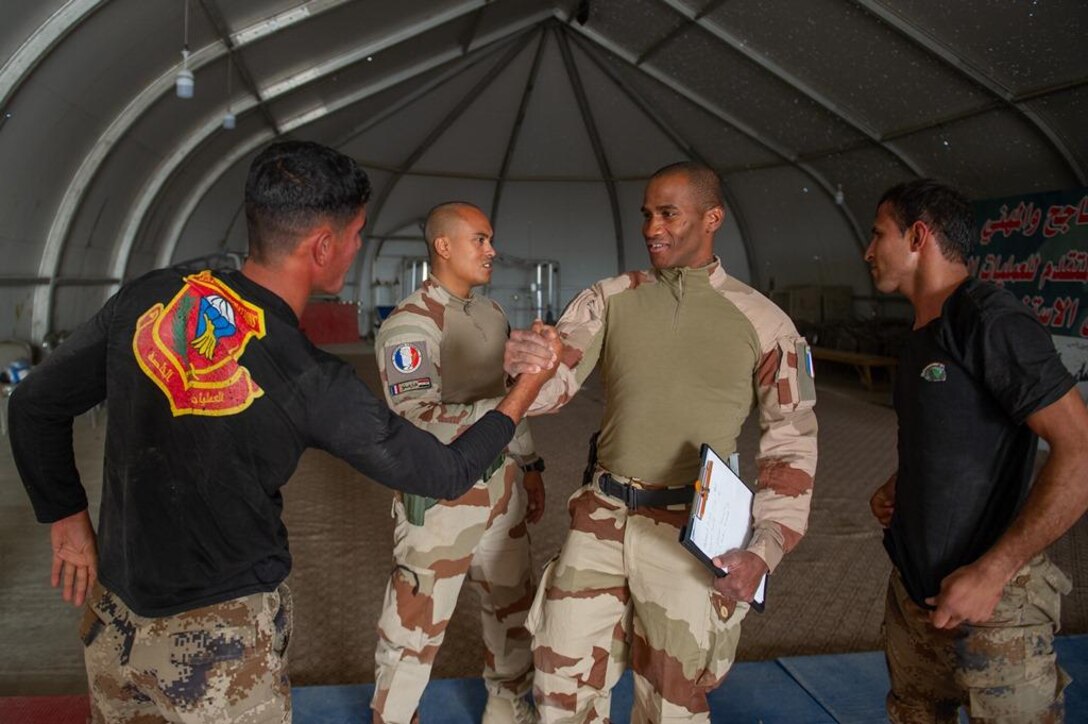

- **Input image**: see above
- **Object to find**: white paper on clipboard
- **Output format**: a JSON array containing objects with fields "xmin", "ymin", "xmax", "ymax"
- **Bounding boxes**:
[{"xmin": 681, "ymin": 444, "xmax": 767, "ymax": 610}]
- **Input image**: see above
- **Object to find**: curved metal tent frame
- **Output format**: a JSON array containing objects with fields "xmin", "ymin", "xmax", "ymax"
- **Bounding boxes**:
[{"xmin": 0, "ymin": 0, "xmax": 1083, "ymax": 342}]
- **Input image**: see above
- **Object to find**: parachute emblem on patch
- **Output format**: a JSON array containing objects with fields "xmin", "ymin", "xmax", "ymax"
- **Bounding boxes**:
[{"xmin": 191, "ymin": 294, "xmax": 238, "ymax": 360}]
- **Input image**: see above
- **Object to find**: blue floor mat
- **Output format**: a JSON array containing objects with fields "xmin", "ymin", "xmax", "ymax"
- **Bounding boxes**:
[{"xmin": 291, "ymin": 635, "xmax": 1088, "ymax": 723}]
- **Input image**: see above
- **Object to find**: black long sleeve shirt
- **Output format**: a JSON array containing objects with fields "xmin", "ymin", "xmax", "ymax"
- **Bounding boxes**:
[{"xmin": 9, "ymin": 268, "xmax": 513, "ymax": 616}]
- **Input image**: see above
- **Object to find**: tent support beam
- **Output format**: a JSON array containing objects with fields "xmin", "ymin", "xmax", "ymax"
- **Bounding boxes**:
[
  {"xmin": 491, "ymin": 29, "xmax": 548, "ymax": 225},
  {"xmin": 555, "ymin": 26, "xmax": 626, "ymax": 273}
]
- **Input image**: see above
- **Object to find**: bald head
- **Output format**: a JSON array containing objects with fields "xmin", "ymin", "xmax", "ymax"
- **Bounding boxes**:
[
  {"xmin": 423, "ymin": 201, "xmax": 495, "ymax": 297},
  {"xmin": 650, "ymin": 162, "xmax": 724, "ymax": 213},
  {"xmin": 425, "ymin": 202, "xmax": 486, "ymax": 260}
]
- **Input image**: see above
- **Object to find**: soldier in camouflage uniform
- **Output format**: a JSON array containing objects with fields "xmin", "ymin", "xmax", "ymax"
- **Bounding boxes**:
[
  {"xmin": 505, "ymin": 162, "xmax": 818, "ymax": 722},
  {"xmin": 867, "ymin": 179, "xmax": 1088, "ymax": 722},
  {"xmin": 372, "ymin": 202, "xmax": 545, "ymax": 724}
]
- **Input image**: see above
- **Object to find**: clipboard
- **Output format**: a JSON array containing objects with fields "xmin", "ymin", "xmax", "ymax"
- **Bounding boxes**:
[{"xmin": 679, "ymin": 443, "xmax": 767, "ymax": 612}]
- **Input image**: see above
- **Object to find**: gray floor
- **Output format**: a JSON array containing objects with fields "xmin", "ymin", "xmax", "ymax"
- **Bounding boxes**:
[{"xmin": 2, "ymin": 354, "xmax": 1086, "ymax": 696}]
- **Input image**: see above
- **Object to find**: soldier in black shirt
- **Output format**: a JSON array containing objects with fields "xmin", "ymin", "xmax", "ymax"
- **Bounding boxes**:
[
  {"xmin": 865, "ymin": 179, "xmax": 1088, "ymax": 723},
  {"xmin": 9, "ymin": 141, "xmax": 558, "ymax": 722}
]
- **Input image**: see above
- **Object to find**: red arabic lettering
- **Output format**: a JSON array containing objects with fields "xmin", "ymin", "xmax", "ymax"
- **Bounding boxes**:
[
  {"xmin": 1043, "ymin": 196, "xmax": 1088, "ymax": 239},
  {"xmin": 978, "ymin": 253, "xmax": 1041, "ymax": 284},
  {"xmin": 979, "ymin": 201, "xmax": 1043, "ymax": 244},
  {"xmin": 1022, "ymin": 295, "xmax": 1081, "ymax": 332},
  {"xmin": 1039, "ymin": 250, "xmax": 1088, "ymax": 290}
]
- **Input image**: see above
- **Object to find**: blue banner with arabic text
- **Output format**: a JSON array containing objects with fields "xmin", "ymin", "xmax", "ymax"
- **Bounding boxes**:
[{"xmin": 970, "ymin": 188, "xmax": 1088, "ymax": 339}]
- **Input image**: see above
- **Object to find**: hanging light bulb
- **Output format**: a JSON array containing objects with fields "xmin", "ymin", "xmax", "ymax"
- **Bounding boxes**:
[
  {"xmin": 834, "ymin": 184, "xmax": 845, "ymax": 206},
  {"xmin": 222, "ymin": 110, "xmax": 236, "ymax": 129},
  {"xmin": 176, "ymin": 50, "xmax": 194, "ymax": 98},
  {"xmin": 175, "ymin": 0, "xmax": 194, "ymax": 99}
]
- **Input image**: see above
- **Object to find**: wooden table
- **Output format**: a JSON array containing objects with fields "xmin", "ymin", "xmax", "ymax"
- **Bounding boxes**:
[{"xmin": 811, "ymin": 347, "xmax": 898, "ymax": 391}]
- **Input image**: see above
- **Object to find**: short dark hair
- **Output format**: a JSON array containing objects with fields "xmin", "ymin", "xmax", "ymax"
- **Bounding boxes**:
[
  {"xmin": 650, "ymin": 161, "xmax": 724, "ymax": 211},
  {"xmin": 245, "ymin": 141, "xmax": 371, "ymax": 261},
  {"xmin": 877, "ymin": 179, "xmax": 974, "ymax": 263}
]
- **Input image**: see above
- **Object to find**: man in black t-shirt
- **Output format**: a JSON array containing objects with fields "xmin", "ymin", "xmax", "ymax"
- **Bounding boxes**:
[
  {"xmin": 865, "ymin": 179, "xmax": 1088, "ymax": 723},
  {"xmin": 9, "ymin": 141, "xmax": 558, "ymax": 723}
]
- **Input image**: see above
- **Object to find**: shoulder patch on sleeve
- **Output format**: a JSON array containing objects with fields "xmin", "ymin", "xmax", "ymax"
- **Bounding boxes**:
[{"xmin": 384, "ymin": 340, "xmax": 434, "ymax": 393}]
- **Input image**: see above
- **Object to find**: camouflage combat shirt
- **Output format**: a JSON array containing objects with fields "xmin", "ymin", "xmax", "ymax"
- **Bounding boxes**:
[
  {"xmin": 375, "ymin": 278, "xmax": 536, "ymax": 463},
  {"xmin": 530, "ymin": 258, "xmax": 818, "ymax": 573}
]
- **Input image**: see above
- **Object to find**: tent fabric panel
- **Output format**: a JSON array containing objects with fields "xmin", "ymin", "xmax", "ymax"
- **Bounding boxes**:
[
  {"xmin": 705, "ymin": 0, "xmax": 991, "ymax": 134},
  {"xmin": 727, "ymin": 166, "xmax": 872, "ymax": 294},
  {"xmin": 579, "ymin": 0, "xmax": 688, "ymax": 58},
  {"xmin": 1023, "ymin": 87, "xmax": 1088, "ymax": 180},
  {"xmin": 0, "ymin": 287, "xmax": 36, "ymax": 340},
  {"xmin": 891, "ymin": 109, "xmax": 1077, "ymax": 199},
  {"xmin": 472, "ymin": 0, "xmax": 554, "ymax": 41},
  {"xmin": 572, "ymin": 43, "xmax": 693, "ymax": 178},
  {"xmin": 415, "ymin": 40, "xmax": 538, "ymax": 178},
  {"xmin": 56, "ymin": 137, "xmax": 159, "ymax": 278},
  {"xmin": 371, "ymin": 175, "xmax": 497, "ymax": 241},
  {"xmin": 337, "ymin": 53, "xmax": 510, "ymax": 170},
  {"xmin": 649, "ymin": 25, "xmax": 866, "ymax": 154},
  {"xmin": 494, "ymin": 180, "xmax": 620, "ymax": 307},
  {"xmin": 0, "ymin": 0, "xmax": 69, "ymax": 69},
  {"xmin": 881, "ymin": 0, "xmax": 1088, "ymax": 93},
  {"xmin": 604, "ymin": 55, "xmax": 780, "ymax": 170},
  {"xmin": 807, "ymin": 146, "xmax": 920, "ymax": 241},
  {"xmin": 164, "ymin": 154, "xmax": 253, "ymax": 269},
  {"xmin": 239, "ymin": 0, "xmax": 465, "ymax": 79},
  {"xmin": 506, "ymin": 33, "xmax": 602, "ymax": 178}
]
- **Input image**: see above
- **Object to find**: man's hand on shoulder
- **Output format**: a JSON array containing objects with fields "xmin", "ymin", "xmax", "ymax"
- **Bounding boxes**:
[
  {"xmin": 50, "ymin": 509, "xmax": 98, "ymax": 607},
  {"xmin": 926, "ymin": 559, "xmax": 1008, "ymax": 629},
  {"xmin": 711, "ymin": 549, "xmax": 768, "ymax": 603}
]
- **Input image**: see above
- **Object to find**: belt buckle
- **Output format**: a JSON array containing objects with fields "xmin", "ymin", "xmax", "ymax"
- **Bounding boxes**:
[{"xmin": 620, "ymin": 479, "xmax": 638, "ymax": 510}]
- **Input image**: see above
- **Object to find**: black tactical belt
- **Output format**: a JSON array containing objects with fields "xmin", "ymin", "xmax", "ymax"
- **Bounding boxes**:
[{"xmin": 596, "ymin": 473, "xmax": 693, "ymax": 510}]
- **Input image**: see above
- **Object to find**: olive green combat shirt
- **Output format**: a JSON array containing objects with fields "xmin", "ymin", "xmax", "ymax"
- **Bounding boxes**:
[
  {"xmin": 531, "ymin": 258, "xmax": 817, "ymax": 573},
  {"xmin": 376, "ymin": 278, "xmax": 536, "ymax": 464}
]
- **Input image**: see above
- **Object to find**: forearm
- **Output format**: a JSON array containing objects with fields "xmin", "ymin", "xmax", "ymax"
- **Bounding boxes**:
[
  {"xmin": 979, "ymin": 446, "xmax": 1088, "ymax": 582},
  {"xmin": 749, "ymin": 407, "xmax": 817, "ymax": 572},
  {"xmin": 9, "ymin": 382, "xmax": 90, "ymax": 523},
  {"xmin": 496, "ymin": 371, "xmax": 554, "ymax": 424}
]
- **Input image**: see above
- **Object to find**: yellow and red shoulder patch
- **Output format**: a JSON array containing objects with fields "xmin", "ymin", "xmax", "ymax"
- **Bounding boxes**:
[{"xmin": 132, "ymin": 271, "xmax": 266, "ymax": 417}]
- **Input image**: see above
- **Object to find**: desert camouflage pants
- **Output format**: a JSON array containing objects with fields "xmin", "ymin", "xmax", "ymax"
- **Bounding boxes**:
[
  {"xmin": 529, "ymin": 477, "xmax": 748, "ymax": 723},
  {"xmin": 372, "ymin": 460, "xmax": 534, "ymax": 723},
  {"xmin": 885, "ymin": 556, "xmax": 1071, "ymax": 723},
  {"xmin": 81, "ymin": 581, "xmax": 292, "ymax": 723}
]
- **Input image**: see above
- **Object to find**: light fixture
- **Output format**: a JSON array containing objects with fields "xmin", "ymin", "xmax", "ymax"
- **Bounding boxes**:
[
  {"xmin": 222, "ymin": 53, "xmax": 235, "ymax": 129},
  {"xmin": 834, "ymin": 184, "xmax": 845, "ymax": 206},
  {"xmin": 175, "ymin": 0, "xmax": 194, "ymax": 99}
]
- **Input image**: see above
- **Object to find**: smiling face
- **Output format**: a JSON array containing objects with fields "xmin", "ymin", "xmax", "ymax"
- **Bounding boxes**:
[
  {"xmin": 437, "ymin": 205, "xmax": 496, "ymax": 295},
  {"xmin": 641, "ymin": 172, "xmax": 720, "ymax": 270}
]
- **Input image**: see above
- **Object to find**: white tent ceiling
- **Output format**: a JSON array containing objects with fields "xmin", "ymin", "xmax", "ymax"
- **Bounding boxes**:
[{"xmin": 1, "ymin": 0, "xmax": 1085, "ymax": 340}]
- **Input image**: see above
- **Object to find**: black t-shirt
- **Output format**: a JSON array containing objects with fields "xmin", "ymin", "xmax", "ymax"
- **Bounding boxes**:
[
  {"xmin": 885, "ymin": 277, "xmax": 1074, "ymax": 606},
  {"xmin": 10, "ymin": 269, "xmax": 513, "ymax": 616}
]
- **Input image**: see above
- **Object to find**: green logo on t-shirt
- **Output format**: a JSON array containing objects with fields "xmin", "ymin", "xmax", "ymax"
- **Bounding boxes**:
[{"xmin": 920, "ymin": 362, "xmax": 947, "ymax": 382}]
